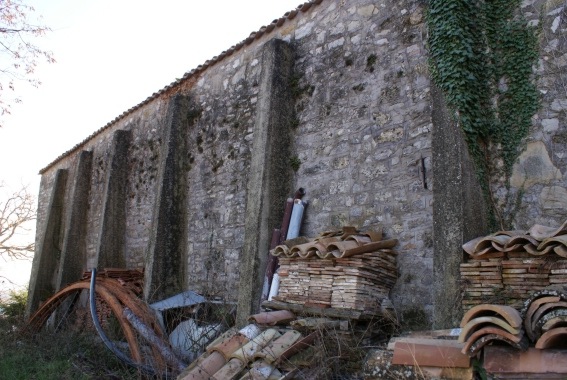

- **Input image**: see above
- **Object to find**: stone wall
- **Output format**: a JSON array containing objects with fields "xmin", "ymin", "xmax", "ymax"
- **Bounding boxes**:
[
  {"xmin": 29, "ymin": 0, "xmax": 436, "ymax": 324},
  {"xmin": 497, "ymin": 0, "xmax": 567, "ymax": 228},
  {"xmin": 28, "ymin": 0, "xmax": 567, "ymax": 327},
  {"xmin": 286, "ymin": 0, "xmax": 434, "ymax": 322}
]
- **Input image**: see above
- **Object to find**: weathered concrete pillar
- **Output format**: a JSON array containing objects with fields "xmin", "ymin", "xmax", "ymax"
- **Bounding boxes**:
[
  {"xmin": 431, "ymin": 85, "xmax": 488, "ymax": 328},
  {"xmin": 26, "ymin": 169, "xmax": 68, "ymax": 316},
  {"xmin": 56, "ymin": 150, "xmax": 93, "ymax": 290},
  {"xmin": 96, "ymin": 130, "xmax": 131, "ymax": 269},
  {"xmin": 144, "ymin": 95, "xmax": 195, "ymax": 302},
  {"xmin": 236, "ymin": 39, "xmax": 295, "ymax": 326}
]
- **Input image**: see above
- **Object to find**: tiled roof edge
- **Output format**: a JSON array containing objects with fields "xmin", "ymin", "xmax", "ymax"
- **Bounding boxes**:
[{"xmin": 39, "ymin": 0, "xmax": 325, "ymax": 175}]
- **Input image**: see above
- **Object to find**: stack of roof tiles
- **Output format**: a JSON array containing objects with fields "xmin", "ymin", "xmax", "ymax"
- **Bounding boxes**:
[
  {"xmin": 178, "ymin": 310, "xmax": 317, "ymax": 380},
  {"xmin": 270, "ymin": 228, "xmax": 398, "ymax": 313},
  {"xmin": 458, "ymin": 304, "xmax": 528, "ymax": 357},
  {"xmin": 521, "ymin": 285, "xmax": 567, "ymax": 349},
  {"xmin": 461, "ymin": 221, "xmax": 567, "ymax": 310}
]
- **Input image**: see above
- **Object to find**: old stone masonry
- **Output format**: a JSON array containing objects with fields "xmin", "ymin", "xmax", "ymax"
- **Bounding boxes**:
[{"xmin": 27, "ymin": 0, "xmax": 567, "ymax": 329}]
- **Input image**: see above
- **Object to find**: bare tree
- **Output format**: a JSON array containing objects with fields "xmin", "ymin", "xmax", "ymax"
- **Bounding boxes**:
[
  {"xmin": 0, "ymin": 183, "xmax": 35, "ymax": 259},
  {"xmin": 0, "ymin": 0, "xmax": 54, "ymax": 123}
]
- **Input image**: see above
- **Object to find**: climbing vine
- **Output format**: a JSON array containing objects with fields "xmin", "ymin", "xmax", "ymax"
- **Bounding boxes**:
[{"xmin": 427, "ymin": 0, "xmax": 539, "ymax": 227}]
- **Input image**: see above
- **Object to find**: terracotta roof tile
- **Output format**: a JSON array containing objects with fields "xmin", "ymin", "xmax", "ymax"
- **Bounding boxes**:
[
  {"xmin": 466, "ymin": 333, "xmax": 529, "ymax": 357},
  {"xmin": 460, "ymin": 304, "xmax": 523, "ymax": 329},
  {"xmin": 462, "ymin": 221, "xmax": 567, "ymax": 258},
  {"xmin": 535, "ymin": 326, "xmax": 567, "ymax": 349},
  {"xmin": 39, "ymin": 1, "xmax": 326, "ymax": 174},
  {"xmin": 248, "ymin": 310, "xmax": 296, "ymax": 326},
  {"xmin": 458, "ymin": 315, "xmax": 522, "ymax": 343},
  {"xmin": 483, "ymin": 346, "xmax": 567, "ymax": 375},
  {"xmin": 391, "ymin": 338, "xmax": 470, "ymax": 368}
]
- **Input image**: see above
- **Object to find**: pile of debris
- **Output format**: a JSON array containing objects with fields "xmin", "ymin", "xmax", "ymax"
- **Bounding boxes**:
[
  {"xmin": 270, "ymin": 227, "xmax": 398, "ymax": 314},
  {"xmin": 179, "ymin": 308, "xmax": 380, "ymax": 379},
  {"xmin": 386, "ymin": 285, "xmax": 567, "ymax": 379},
  {"xmin": 461, "ymin": 221, "xmax": 567, "ymax": 309}
]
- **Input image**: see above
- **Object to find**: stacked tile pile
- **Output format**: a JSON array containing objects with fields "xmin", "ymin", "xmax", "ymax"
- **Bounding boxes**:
[
  {"xmin": 521, "ymin": 286, "xmax": 567, "ymax": 349},
  {"xmin": 458, "ymin": 304, "xmax": 528, "ymax": 357},
  {"xmin": 272, "ymin": 227, "xmax": 398, "ymax": 312},
  {"xmin": 455, "ymin": 285, "xmax": 567, "ymax": 362},
  {"xmin": 331, "ymin": 252, "xmax": 398, "ymax": 311},
  {"xmin": 82, "ymin": 267, "xmax": 145, "ymax": 295},
  {"xmin": 276, "ymin": 258, "xmax": 335, "ymax": 307},
  {"xmin": 461, "ymin": 221, "xmax": 567, "ymax": 310},
  {"xmin": 179, "ymin": 310, "xmax": 316, "ymax": 380}
]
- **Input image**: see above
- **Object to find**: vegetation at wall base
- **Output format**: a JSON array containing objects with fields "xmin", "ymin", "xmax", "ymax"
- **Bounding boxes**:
[
  {"xmin": 427, "ymin": 0, "xmax": 539, "ymax": 229},
  {"xmin": 0, "ymin": 291, "xmax": 137, "ymax": 380}
]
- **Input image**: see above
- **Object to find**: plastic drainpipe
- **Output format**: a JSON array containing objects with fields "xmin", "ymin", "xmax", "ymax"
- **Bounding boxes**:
[{"xmin": 89, "ymin": 268, "xmax": 157, "ymax": 376}]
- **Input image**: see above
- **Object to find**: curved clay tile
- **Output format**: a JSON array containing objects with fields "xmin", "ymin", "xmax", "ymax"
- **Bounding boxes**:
[
  {"xmin": 458, "ymin": 316, "xmax": 522, "ymax": 343},
  {"xmin": 461, "ymin": 326, "xmax": 524, "ymax": 355},
  {"xmin": 248, "ymin": 310, "xmax": 295, "ymax": 326},
  {"xmin": 327, "ymin": 240, "xmax": 359, "ymax": 258},
  {"xmin": 255, "ymin": 27, "xmax": 266, "ymax": 39},
  {"xmin": 535, "ymin": 327, "xmax": 567, "ymax": 349},
  {"xmin": 533, "ymin": 308, "xmax": 567, "ymax": 341},
  {"xmin": 253, "ymin": 329, "xmax": 303, "ymax": 363},
  {"xmin": 465, "ymin": 334, "xmax": 529, "ymax": 357},
  {"xmin": 530, "ymin": 301, "xmax": 567, "ymax": 336},
  {"xmin": 524, "ymin": 296, "xmax": 561, "ymax": 341},
  {"xmin": 230, "ymin": 329, "xmax": 281, "ymax": 362},
  {"xmin": 306, "ymin": 239, "xmax": 335, "ymax": 258},
  {"xmin": 345, "ymin": 235, "xmax": 372, "ymax": 245},
  {"xmin": 495, "ymin": 242, "xmax": 521, "ymax": 252},
  {"xmin": 538, "ymin": 235, "xmax": 567, "ymax": 251},
  {"xmin": 529, "ymin": 221, "xmax": 567, "ymax": 241},
  {"xmin": 289, "ymin": 241, "xmax": 316, "ymax": 258},
  {"xmin": 339, "ymin": 226, "xmax": 359, "ymax": 240},
  {"xmin": 276, "ymin": 331, "xmax": 318, "ymax": 364},
  {"xmin": 480, "ymin": 235, "xmax": 513, "ymax": 251},
  {"xmin": 555, "ymin": 244, "xmax": 567, "ymax": 258},
  {"xmin": 465, "ymin": 231, "xmax": 529, "ymax": 255},
  {"xmin": 183, "ymin": 351, "xmax": 226, "ymax": 379},
  {"xmin": 211, "ymin": 357, "xmax": 245, "ymax": 380},
  {"xmin": 460, "ymin": 304, "xmax": 522, "ymax": 329},
  {"xmin": 541, "ymin": 314, "xmax": 567, "ymax": 333},
  {"xmin": 339, "ymin": 239, "xmax": 398, "ymax": 258},
  {"xmin": 505, "ymin": 234, "xmax": 539, "ymax": 248},
  {"xmin": 299, "ymin": 241, "xmax": 327, "ymax": 259},
  {"xmin": 210, "ymin": 334, "xmax": 250, "ymax": 361},
  {"xmin": 463, "ymin": 236, "xmax": 483, "ymax": 256},
  {"xmin": 470, "ymin": 246, "xmax": 499, "ymax": 257},
  {"xmin": 520, "ymin": 286, "xmax": 567, "ymax": 319},
  {"xmin": 523, "ymin": 243, "xmax": 551, "ymax": 255},
  {"xmin": 246, "ymin": 361, "xmax": 281, "ymax": 379},
  {"xmin": 270, "ymin": 245, "xmax": 289, "ymax": 257}
]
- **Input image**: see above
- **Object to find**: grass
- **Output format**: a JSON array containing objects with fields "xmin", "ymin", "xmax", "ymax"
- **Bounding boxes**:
[{"xmin": 0, "ymin": 291, "xmax": 138, "ymax": 380}]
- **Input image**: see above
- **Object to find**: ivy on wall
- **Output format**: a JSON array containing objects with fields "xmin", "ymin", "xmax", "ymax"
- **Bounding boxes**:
[{"xmin": 427, "ymin": 0, "xmax": 539, "ymax": 227}]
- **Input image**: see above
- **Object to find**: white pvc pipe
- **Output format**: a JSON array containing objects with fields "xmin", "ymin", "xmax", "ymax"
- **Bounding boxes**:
[
  {"xmin": 286, "ymin": 199, "xmax": 305, "ymax": 240},
  {"xmin": 268, "ymin": 273, "xmax": 280, "ymax": 301}
]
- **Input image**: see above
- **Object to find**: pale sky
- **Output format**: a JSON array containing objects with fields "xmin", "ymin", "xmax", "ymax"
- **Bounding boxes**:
[{"xmin": 0, "ymin": 0, "xmax": 302, "ymax": 293}]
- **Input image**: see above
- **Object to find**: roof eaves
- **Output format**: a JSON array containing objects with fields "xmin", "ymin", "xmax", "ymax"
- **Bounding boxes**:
[{"xmin": 39, "ymin": 0, "xmax": 325, "ymax": 175}]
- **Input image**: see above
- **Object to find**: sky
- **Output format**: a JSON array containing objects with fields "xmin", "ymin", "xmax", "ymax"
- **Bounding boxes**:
[{"xmin": 0, "ymin": 0, "xmax": 302, "ymax": 294}]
